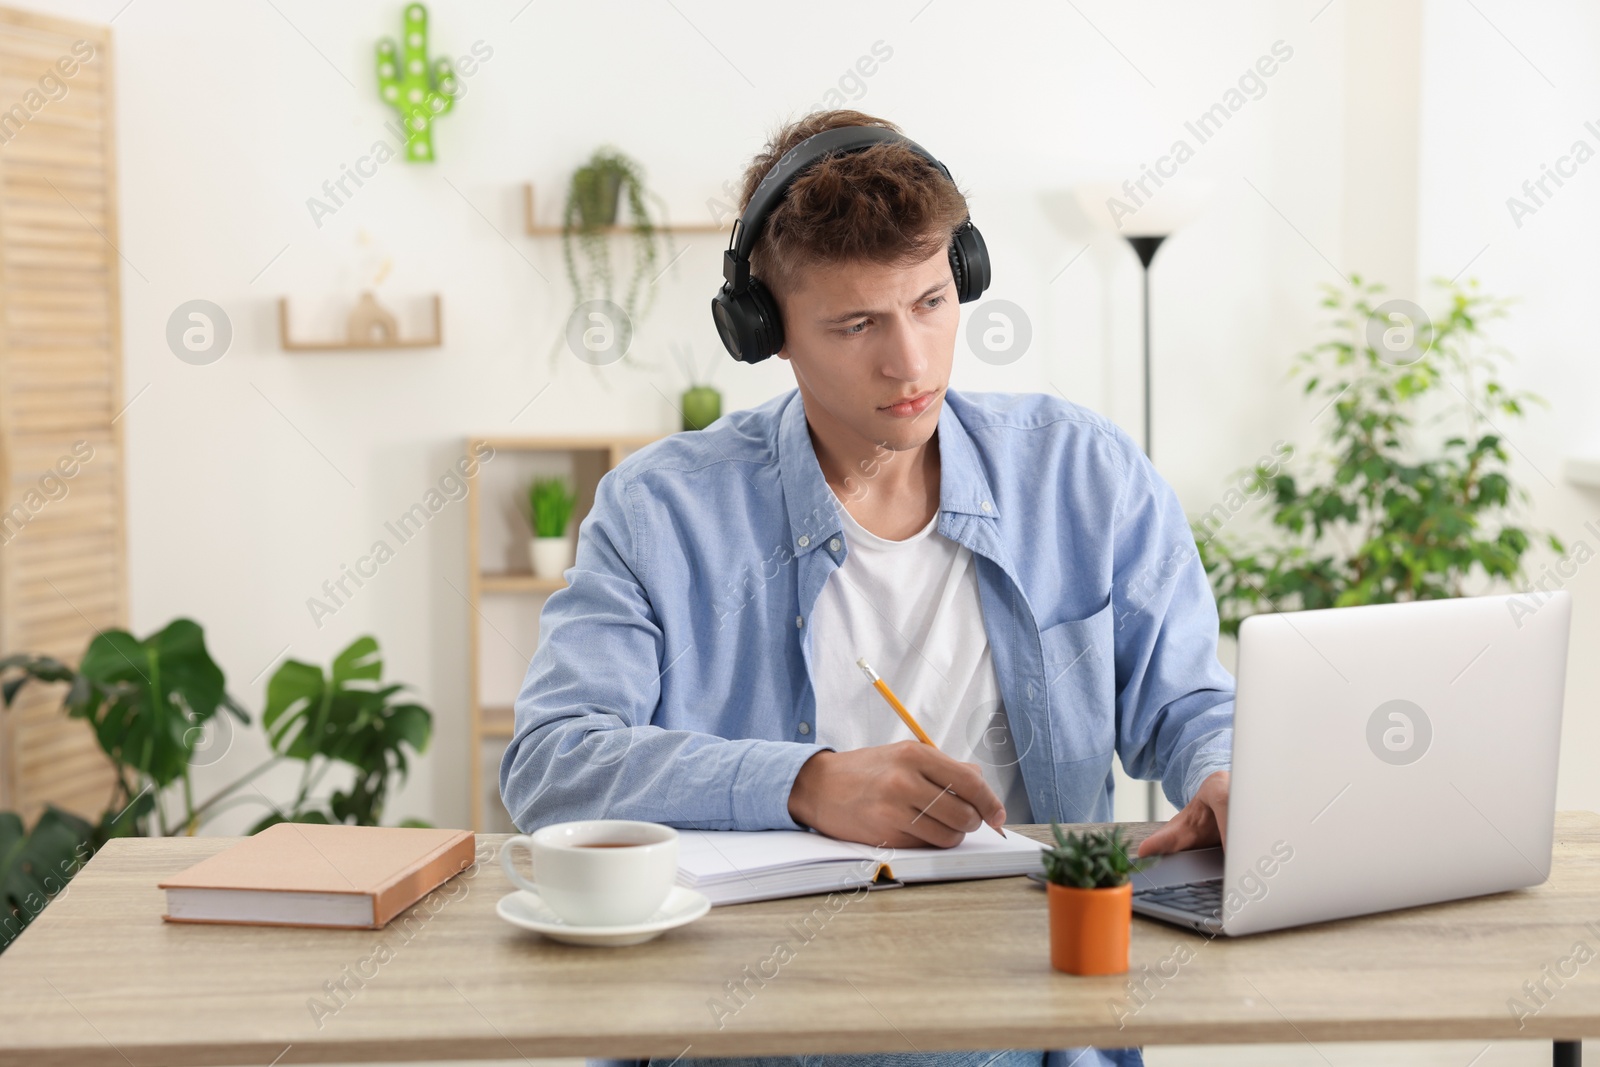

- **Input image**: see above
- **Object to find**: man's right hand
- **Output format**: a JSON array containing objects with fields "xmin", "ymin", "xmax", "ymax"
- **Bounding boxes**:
[{"xmin": 786, "ymin": 740, "xmax": 1006, "ymax": 848}]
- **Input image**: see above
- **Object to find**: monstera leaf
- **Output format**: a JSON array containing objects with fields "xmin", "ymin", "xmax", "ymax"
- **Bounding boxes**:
[
  {"xmin": 1, "ymin": 621, "xmax": 248, "ymax": 832},
  {"xmin": 261, "ymin": 636, "xmax": 431, "ymax": 826},
  {"xmin": 68, "ymin": 619, "xmax": 248, "ymax": 790},
  {"xmin": 0, "ymin": 806, "xmax": 95, "ymax": 955}
]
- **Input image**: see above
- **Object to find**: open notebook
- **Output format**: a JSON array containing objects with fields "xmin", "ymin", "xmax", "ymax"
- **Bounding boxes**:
[{"xmin": 677, "ymin": 828, "xmax": 1046, "ymax": 905}]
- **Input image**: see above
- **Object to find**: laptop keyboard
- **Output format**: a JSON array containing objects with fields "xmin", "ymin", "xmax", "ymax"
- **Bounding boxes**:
[{"xmin": 1135, "ymin": 878, "xmax": 1223, "ymax": 918}]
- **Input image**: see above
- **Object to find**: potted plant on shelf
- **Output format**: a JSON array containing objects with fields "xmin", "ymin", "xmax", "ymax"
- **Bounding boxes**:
[
  {"xmin": 671, "ymin": 339, "xmax": 722, "ymax": 432},
  {"xmin": 527, "ymin": 477, "xmax": 577, "ymax": 579},
  {"xmin": 1040, "ymin": 824, "xmax": 1154, "ymax": 976},
  {"xmin": 560, "ymin": 146, "xmax": 677, "ymax": 366}
]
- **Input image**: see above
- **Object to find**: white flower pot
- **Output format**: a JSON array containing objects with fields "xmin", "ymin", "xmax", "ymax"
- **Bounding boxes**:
[{"xmin": 530, "ymin": 536, "xmax": 574, "ymax": 580}]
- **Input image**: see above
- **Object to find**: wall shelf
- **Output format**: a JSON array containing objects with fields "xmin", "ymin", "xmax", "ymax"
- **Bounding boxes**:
[
  {"xmin": 522, "ymin": 183, "xmax": 727, "ymax": 237},
  {"xmin": 278, "ymin": 295, "xmax": 442, "ymax": 351},
  {"xmin": 1565, "ymin": 457, "xmax": 1600, "ymax": 489},
  {"xmin": 481, "ymin": 572, "xmax": 566, "ymax": 594}
]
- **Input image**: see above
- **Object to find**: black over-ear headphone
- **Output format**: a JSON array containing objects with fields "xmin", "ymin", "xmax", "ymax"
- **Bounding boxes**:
[{"xmin": 711, "ymin": 125, "xmax": 990, "ymax": 364}]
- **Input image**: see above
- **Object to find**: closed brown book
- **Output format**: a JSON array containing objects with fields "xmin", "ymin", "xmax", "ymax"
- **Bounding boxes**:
[{"xmin": 158, "ymin": 823, "xmax": 475, "ymax": 929}]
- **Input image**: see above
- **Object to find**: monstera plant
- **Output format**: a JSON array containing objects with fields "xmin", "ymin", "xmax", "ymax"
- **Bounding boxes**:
[
  {"xmin": 0, "ymin": 623, "xmax": 432, "ymax": 953},
  {"xmin": 0, "ymin": 806, "xmax": 95, "ymax": 955},
  {"xmin": 2, "ymin": 620, "xmax": 246, "ymax": 838},
  {"xmin": 259, "ymin": 637, "xmax": 431, "ymax": 829}
]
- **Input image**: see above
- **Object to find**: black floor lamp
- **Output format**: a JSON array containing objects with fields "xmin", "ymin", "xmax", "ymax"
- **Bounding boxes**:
[
  {"xmin": 1125, "ymin": 233, "xmax": 1167, "ymax": 824},
  {"xmin": 1073, "ymin": 182, "xmax": 1210, "ymax": 821},
  {"xmin": 1124, "ymin": 234, "xmax": 1167, "ymax": 463}
]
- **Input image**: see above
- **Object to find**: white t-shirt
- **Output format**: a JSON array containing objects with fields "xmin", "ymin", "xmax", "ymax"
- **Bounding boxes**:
[{"xmin": 808, "ymin": 498, "xmax": 1033, "ymax": 823}]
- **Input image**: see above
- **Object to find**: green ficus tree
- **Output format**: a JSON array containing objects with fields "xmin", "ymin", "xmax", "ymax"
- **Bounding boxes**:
[{"xmin": 1198, "ymin": 276, "xmax": 1561, "ymax": 634}]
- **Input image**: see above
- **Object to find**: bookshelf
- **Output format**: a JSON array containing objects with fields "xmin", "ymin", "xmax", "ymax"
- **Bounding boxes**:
[{"xmin": 465, "ymin": 433, "xmax": 660, "ymax": 831}]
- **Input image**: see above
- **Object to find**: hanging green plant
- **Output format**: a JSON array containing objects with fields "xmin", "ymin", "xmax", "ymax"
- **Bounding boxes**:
[{"xmin": 560, "ymin": 146, "xmax": 677, "ymax": 361}]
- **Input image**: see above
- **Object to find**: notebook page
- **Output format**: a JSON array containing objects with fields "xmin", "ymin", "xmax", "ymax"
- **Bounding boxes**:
[
  {"xmin": 880, "ymin": 828, "xmax": 1046, "ymax": 882},
  {"xmin": 677, "ymin": 829, "xmax": 881, "ymax": 886}
]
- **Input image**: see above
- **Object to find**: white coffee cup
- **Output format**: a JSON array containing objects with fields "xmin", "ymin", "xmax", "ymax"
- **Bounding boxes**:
[{"xmin": 500, "ymin": 819, "xmax": 679, "ymax": 927}]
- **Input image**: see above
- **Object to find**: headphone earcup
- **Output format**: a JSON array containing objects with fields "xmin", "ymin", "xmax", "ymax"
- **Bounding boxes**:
[
  {"xmin": 712, "ymin": 276, "xmax": 785, "ymax": 364},
  {"xmin": 949, "ymin": 220, "xmax": 991, "ymax": 303}
]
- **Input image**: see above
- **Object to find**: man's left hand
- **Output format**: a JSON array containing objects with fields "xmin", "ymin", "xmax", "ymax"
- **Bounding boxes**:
[{"xmin": 1137, "ymin": 770, "xmax": 1228, "ymax": 857}]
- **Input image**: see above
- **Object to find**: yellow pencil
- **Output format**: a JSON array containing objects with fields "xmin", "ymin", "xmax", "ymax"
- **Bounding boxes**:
[{"xmin": 856, "ymin": 657, "xmax": 1007, "ymax": 839}]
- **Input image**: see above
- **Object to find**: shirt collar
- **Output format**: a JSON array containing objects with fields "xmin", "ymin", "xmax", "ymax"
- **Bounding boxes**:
[{"xmin": 775, "ymin": 388, "xmax": 1001, "ymax": 557}]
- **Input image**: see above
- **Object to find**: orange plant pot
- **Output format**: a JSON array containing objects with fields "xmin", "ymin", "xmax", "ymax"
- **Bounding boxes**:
[{"xmin": 1048, "ymin": 881, "xmax": 1132, "ymax": 975}]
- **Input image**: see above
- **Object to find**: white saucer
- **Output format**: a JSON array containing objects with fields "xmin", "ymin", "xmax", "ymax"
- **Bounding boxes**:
[{"xmin": 496, "ymin": 886, "xmax": 711, "ymax": 947}]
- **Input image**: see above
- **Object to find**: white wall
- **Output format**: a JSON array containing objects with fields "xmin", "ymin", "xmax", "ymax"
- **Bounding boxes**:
[
  {"xmin": 9, "ymin": 0, "xmax": 1593, "ymax": 829},
  {"xmin": 1416, "ymin": 0, "xmax": 1600, "ymax": 813}
]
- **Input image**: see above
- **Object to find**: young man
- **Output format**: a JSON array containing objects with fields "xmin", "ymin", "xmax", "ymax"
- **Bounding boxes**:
[{"xmin": 501, "ymin": 110, "xmax": 1233, "ymax": 1067}]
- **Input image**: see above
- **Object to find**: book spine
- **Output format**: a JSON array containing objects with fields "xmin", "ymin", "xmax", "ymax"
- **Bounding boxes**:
[{"xmin": 372, "ymin": 832, "xmax": 476, "ymax": 928}]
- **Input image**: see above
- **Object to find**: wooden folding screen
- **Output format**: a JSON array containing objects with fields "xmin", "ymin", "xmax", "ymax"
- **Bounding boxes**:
[{"xmin": 0, "ymin": 7, "xmax": 124, "ymax": 824}]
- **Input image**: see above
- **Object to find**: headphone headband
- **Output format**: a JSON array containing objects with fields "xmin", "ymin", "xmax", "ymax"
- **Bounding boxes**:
[
  {"xmin": 722, "ymin": 126, "xmax": 952, "ymax": 290},
  {"xmin": 711, "ymin": 125, "xmax": 990, "ymax": 364}
]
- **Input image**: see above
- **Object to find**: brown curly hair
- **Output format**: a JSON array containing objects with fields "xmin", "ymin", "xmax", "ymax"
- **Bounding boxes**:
[{"xmin": 735, "ymin": 109, "xmax": 971, "ymax": 302}]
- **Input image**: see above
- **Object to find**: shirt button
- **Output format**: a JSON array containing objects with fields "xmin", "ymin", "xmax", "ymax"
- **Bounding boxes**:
[
  {"xmin": 797, "ymin": 535, "xmax": 810, "ymax": 548},
  {"xmin": 795, "ymin": 615, "xmax": 804, "ymax": 628},
  {"xmin": 980, "ymin": 501, "xmax": 993, "ymax": 513},
  {"xmin": 828, "ymin": 538, "xmax": 841, "ymax": 552},
  {"xmin": 798, "ymin": 722, "xmax": 811, "ymax": 736}
]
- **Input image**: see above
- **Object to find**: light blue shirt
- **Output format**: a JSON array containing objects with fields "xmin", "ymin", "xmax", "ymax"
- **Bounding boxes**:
[{"xmin": 500, "ymin": 388, "xmax": 1234, "ymax": 833}]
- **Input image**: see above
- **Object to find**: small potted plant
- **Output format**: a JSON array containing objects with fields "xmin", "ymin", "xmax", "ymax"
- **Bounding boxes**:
[
  {"xmin": 671, "ymin": 339, "xmax": 722, "ymax": 432},
  {"xmin": 527, "ymin": 477, "xmax": 577, "ymax": 579},
  {"xmin": 1040, "ymin": 824, "xmax": 1155, "ymax": 976}
]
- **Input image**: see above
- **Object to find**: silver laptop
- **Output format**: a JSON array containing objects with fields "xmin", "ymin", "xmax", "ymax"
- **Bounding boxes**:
[{"xmin": 1131, "ymin": 591, "xmax": 1572, "ymax": 937}]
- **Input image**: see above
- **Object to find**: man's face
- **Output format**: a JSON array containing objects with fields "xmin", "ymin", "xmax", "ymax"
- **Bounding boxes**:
[{"xmin": 776, "ymin": 242, "xmax": 958, "ymax": 457}]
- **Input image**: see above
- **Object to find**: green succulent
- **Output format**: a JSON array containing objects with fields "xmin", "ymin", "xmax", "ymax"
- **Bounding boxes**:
[{"xmin": 1041, "ymin": 824, "xmax": 1156, "ymax": 889}]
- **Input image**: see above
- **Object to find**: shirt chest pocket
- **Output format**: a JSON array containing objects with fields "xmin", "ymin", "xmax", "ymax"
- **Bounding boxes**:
[{"xmin": 1037, "ymin": 597, "xmax": 1117, "ymax": 762}]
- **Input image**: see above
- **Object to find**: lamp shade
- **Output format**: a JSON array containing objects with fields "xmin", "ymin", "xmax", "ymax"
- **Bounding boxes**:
[{"xmin": 1071, "ymin": 178, "xmax": 1214, "ymax": 238}]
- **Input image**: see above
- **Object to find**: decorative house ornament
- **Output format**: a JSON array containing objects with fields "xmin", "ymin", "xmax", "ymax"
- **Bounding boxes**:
[
  {"xmin": 278, "ymin": 294, "xmax": 443, "ymax": 351},
  {"xmin": 347, "ymin": 291, "xmax": 398, "ymax": 345},
  {"xmin": 376, "ymin": 4, "xmax": 458, "ymax": 163}
]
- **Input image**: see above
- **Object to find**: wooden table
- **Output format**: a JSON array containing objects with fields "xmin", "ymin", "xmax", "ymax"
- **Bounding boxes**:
[{"xmin": 3, "ymin": 815, "xmax": 1599, "ymax": 1065}]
